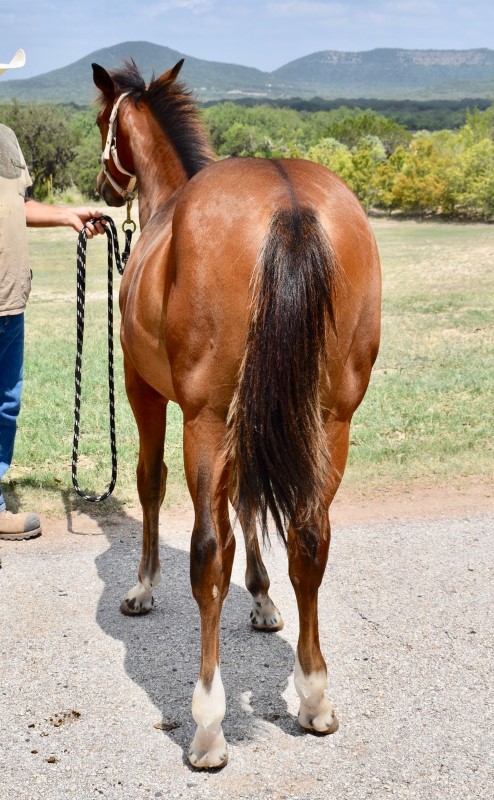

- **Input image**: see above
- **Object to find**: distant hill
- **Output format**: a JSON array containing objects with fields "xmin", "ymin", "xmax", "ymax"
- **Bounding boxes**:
[
  {"xmin": 271, "ymin": 49, "xmax": 494, "ymax": 99},
  {"xmin": 0, "ymin": 42, "xmax": 269, "ymax": 105},
  {"xmin": 0, "ymin": 42, "xmax": 493, "ymax": 105}
]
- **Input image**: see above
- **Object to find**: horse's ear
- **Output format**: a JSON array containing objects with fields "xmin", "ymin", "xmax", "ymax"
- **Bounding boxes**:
[
  {"xmin": 158, "ymin": 59, "xmax": 185, "ymax": 85},
  {"xmin": 92, "ymin": 63, "xmax": 116, "ymax": 98}
]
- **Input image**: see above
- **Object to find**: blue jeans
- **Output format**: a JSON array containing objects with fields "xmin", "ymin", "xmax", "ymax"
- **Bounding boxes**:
[{"xmin": 0, "ymin": 313, "xmax": 24, "ymax": 512}]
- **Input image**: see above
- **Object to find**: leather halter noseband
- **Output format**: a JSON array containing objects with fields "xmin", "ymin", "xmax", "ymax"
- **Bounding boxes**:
[{"xmin": 101, "ymin": 92, "xmax": 137, "ymax": 201}]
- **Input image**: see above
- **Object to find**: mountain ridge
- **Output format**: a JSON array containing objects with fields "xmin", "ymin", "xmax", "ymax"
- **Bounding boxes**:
[{"xmin": 0, "ymin": 42, "xmax": 493, "ymax": 105}]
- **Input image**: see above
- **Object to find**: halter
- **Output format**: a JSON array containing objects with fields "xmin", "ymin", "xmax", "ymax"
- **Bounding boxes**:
[{"xmin": 101, "ymin": 92, "xmax": 137, "ymax": 201}]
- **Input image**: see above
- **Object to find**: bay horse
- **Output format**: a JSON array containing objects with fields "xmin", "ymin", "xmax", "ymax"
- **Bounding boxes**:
[{"xmin": 92, "ymin": 58, "xmax": 381, "ymax": 769}]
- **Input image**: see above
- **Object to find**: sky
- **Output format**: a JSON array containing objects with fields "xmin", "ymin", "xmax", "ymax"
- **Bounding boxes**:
[{"xmin": 2, "ymin": 0, "xmax": 494, "ymax": 79}]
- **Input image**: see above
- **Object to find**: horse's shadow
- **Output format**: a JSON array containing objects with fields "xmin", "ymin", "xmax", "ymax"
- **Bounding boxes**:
[
  {"xmin": 77, "ymin": 501, "xmax": 301, "ymax": 766},
  {"xmin": 5, "ymin": 480, "xmax": 300, "ymax": 762}
]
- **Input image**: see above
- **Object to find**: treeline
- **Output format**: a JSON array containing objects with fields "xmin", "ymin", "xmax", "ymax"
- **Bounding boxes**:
[
  {"xmin": 203, "ymin": 102, "xmax": 494, "ymax": 219},
  {"xmin": 1, "ymin": 99, "xmax": 494, "ymax": 220},
  {"xmin": 204, "ymin": 97, "xmax": 493, "ymax": 132}
]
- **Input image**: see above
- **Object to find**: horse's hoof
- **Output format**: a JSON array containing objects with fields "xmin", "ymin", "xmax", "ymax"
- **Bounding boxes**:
[
  {"xmin": 119, "ymin": 589, "xmax": 155, "ymax": 616},
  {"xmin": 189, "ymin": 745, "xmax": 228, "ymax": 769},
  {"xmin": 298, "ymin": 706, "xmax": 339, "ymax": 735},
  {"xmin": 249, "ymin": 595, "xmax": 284, "ymax": 632},
  {"xmin": 188, "ymin": 732, "xmax": 228, "ymax": 770},
  {"xmin": 188, "ymin": 747, "xmax": 229, "ymax": 770}
]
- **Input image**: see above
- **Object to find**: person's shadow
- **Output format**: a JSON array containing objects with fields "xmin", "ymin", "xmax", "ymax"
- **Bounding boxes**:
[{"xmin": 64, "ymin": 492, "xmax": 301, "ymax": 766}]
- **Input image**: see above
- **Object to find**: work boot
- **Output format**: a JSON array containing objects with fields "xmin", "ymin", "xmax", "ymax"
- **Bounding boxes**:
[{"xmin": 0, "ymin": 509, "xmax": 42, "ymax": 540}]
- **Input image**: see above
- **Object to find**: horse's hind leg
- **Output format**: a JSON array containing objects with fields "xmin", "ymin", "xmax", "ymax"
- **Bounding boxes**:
[
  {"xmin": 289, "ymin": 418, "xmax": 351, "ymax": 733},
  {"xmin": 237, "ymin": 508, "xmax": 283, "ymax": 632},
  {"xmin": 184, "ymin": 412, "xmax": 236, "ymax": 769},
  {"xmin": 288, "ymin": 513, "xmax": 338, "ymax": 734},
  {"xmin": 121, "ymin": 364, "xmax": 167, "ymax": 616}
]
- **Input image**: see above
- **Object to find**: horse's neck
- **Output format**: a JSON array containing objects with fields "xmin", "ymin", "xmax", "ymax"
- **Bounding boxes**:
[{"xmin": 130, "ymin": 110, "xmax": 189, "ymax": 228}]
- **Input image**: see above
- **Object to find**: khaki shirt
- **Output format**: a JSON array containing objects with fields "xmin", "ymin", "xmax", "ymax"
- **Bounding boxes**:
[{"xmin": 0, "ymin": 123, "xmax": 32, "ymax": 315}]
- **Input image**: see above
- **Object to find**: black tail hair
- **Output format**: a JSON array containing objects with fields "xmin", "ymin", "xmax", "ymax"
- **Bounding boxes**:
[{"xmin": 227, "ymin": 207, "xmax": 339, "ymax": 543}]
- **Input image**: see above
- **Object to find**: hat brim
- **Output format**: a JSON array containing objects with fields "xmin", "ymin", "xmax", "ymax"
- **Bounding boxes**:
[{"xmin": 0, "ymin": 49, "xmax": 26, "ymax": 76}]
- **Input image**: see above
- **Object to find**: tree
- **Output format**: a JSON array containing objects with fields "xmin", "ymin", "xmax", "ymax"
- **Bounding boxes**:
[
  {"xmin": 0, "ymin": 100, "xmax": 77, "ymax": 199},
  {"xmin": 306, "ymin": 138, "xmax": 354, "ymax": 185},
  {"xmin": 349, "ymin": 136, "xmax": 387, "ymax": 210},
  {"xmin": 376, "ymin": 133, "xmax": 451, "ymax": 215},
  {"xmin": 449, "ymin": 136, "xmax": 494, "ymax": 219},
  {"xmin": 70, "ymin": 126, "xmax": 102, "ymax": 200},
  {"xmin": 216, "ymin": 122, "xmax": 264, "ymax": 157},
  {"xmin": 307, "ymin": 108, "xmax": 410, "ymax": 154}
]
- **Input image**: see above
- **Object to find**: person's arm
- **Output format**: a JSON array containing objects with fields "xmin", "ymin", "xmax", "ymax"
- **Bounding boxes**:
[{"xmin": 24, "ymin": 199, "xmax": 106, "ymax": 238}]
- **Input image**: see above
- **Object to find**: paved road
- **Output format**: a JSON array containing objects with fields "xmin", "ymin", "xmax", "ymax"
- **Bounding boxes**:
[{"xmin": 1, "ymin": 507, "xmax": 492, "ymax": 799}]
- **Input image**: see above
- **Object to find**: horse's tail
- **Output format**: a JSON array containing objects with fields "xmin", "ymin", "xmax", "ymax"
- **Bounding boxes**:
[{"xmin": 226, "ymin": 207, "xmax": 339, "ymax": 543}]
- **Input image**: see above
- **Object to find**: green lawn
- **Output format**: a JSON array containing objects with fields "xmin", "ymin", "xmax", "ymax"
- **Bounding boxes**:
[
  {"xmin": 4, "ymin": 213, "xmax": 493, "ymax": 518},
  {"xmin": 350, "ymin": 219, "xmax": 494, "ymax": 489}
]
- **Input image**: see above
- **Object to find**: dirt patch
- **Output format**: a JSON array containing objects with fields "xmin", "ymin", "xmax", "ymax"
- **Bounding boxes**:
[
  {"xmin": 36, "ymin": 477, "xmax": 493, "ymax": 541},
  {"xmin": 330, "ymin": 475, "xmax": 493, "ymax": 526}
]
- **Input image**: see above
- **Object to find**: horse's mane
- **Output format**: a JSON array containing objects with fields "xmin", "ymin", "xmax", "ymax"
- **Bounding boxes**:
[{"xmin": 101, "ymin": 59, "xmax": 215, "ymax": 178}]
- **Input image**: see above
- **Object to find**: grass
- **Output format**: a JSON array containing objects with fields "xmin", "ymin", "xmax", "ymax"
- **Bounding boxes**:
[
  {"xmin": 4, "ymin": 213, "xmax": 493, "ymax": 518},
  {"xmin": 350, "ymin": 219, "xmax": 494, "ymax": 491}
]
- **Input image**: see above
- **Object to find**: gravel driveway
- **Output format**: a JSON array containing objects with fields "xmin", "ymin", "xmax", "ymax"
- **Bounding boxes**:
[{"xmin": 1, "ymin": 505, "xmax": 492, "ymax": 799}]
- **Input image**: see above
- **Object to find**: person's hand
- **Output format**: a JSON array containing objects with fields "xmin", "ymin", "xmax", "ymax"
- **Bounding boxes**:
[
  {"xmin": 24, "ymin": 199, "xmax": 109, "ymax": 234},
  {"xmin": 67, "ymin": 208, "xmax": 107, "ymax": 238}
]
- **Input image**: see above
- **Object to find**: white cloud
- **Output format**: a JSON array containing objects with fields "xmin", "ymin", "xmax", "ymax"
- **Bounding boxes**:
[
  {"xmin": 268, "ymin": 0, "xmax": 442, "ymax": 18},
  {"xmin": 267, "ymin": 2, "xmax": 347, "ymax": 19},
  {"xmin": 143, "ymin": 0, "xmax": 213, "ymax": 20},
  {"xmin": 385, "ymin": 1, "xmax": 438, "ymax": 13}
]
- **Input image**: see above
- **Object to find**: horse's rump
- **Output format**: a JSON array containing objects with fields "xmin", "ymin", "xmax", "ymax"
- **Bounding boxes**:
[{"xmin": 227, "ymin": 206, "xmax": 339, "ymax": 542}]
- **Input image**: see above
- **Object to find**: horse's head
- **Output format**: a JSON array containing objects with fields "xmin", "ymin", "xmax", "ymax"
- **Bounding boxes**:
[
  {"xmin": 93, "ymin": 63, "xmax": 137, "ymax": 207},
  {"xmin": 92, "ymin": 60, "xmax": 186, "ymax": 208}
]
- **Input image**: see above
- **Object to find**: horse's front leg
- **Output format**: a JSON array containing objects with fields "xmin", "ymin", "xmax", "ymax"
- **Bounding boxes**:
[
  {"xmin": 121, "ymin": 364, "xmax": 167, "ymax": 616},
  {"xmin": 184, "ymin": 412, "xmax": 235, "ymax": 769}
]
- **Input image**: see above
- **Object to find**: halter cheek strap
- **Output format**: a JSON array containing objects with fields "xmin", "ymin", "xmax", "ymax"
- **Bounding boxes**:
[{"xmin": 102, "ymin": 92, "xmax": 137, "ymax": 201}]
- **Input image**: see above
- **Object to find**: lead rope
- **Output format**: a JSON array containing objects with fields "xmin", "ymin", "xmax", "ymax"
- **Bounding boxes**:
[{"xmin": 72, "ymin": 208, "xmax": 136, "ymax": 501}]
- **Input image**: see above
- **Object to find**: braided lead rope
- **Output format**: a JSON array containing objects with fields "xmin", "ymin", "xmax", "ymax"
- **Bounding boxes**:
[{"xmin": 72, "ymin": 215, "xmax": 131, "ymax": 502}]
